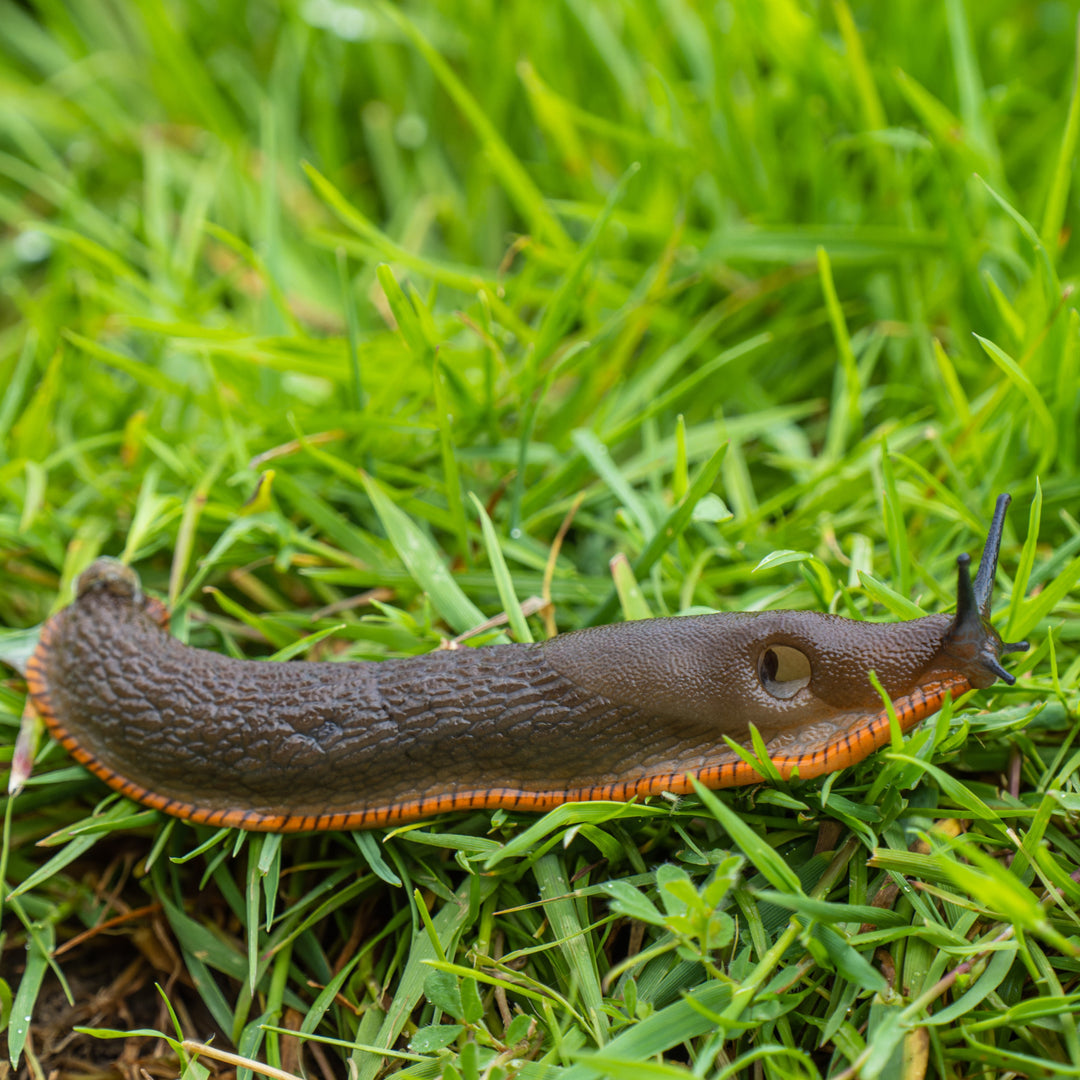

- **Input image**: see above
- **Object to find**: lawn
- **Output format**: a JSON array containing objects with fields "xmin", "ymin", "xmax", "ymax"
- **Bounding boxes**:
[{"xmin": 2, "ymin": 1, "xmax": 1080, "ymax": 1077}]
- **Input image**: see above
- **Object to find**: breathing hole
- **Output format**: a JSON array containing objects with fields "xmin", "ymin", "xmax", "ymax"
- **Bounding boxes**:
[{"xmin": 758, "ymin": 645, "xmax": 811, "ymax": 700}]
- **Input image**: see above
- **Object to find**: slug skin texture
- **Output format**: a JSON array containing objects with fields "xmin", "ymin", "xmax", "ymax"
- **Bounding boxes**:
[{"xmin": 25, "ymin": 497, "xmax": 1025, "ymax": 832}]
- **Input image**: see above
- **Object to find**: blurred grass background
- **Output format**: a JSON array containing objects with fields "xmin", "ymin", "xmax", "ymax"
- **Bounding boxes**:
[{"xmin": 1, "ymin": 1, "xmax": 1080, "ymax": 1077}]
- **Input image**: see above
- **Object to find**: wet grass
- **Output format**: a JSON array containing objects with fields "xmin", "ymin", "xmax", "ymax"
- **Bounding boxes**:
[{"xmin": 1, "ymin": 1, "xmax": 1080, "ymax": 1077}]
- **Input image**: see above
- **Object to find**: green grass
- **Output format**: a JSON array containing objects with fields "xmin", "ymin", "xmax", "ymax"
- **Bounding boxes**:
[{"xmin": 1, "ymin": 0, "xmax": 1080, "ymax": 1077}]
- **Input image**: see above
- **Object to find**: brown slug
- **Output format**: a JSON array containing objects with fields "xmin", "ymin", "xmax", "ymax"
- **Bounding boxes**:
[{"xmin": 23, "ymin": 496, "xmax": 1026, "ymax": 832}]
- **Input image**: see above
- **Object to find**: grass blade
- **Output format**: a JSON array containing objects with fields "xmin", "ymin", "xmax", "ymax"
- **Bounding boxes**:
[
  {"xmin": 1041, "ymin": 15, "xmax": 1080, "ymax": 256},
  {"xmin": 817, "ymin": 245, "xmax": 861, "ymax": 462},
  {"xmin": 376, "ymin": 1, "xmax": 570, "ymax": 252},
  {"xmin": 360, "ymin": 472, "xmax": 493, "ymax": 637},
  {"xmin": 586, "ymin": 441, "xmax": 728, "ymax": 625},
  {"xmin": 470, "ymin": 493, "xmax": 532, "ymax": 642},
  {"xmin": 1006, "ymin": 480, "xmax": 1041, "ymax": 640}
]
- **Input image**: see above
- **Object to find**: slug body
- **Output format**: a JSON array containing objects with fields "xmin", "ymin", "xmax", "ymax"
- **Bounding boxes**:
[{"xmin": 26, "ymin": 498, "xmax": 1026, "ymax": 832}]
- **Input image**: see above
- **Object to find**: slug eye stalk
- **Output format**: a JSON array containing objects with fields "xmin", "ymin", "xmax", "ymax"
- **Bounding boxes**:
[{"xmin": 950, "ymin": 494, "xmax": 1028, "ymax": 686}]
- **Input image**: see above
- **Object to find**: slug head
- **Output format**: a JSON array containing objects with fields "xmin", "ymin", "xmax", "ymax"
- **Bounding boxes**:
[
  {"xmin": 754, "ymin": 494, "xmax": 1027, "ymax": 705},
  {"xmin": 940, "ymin": 494, "xmax": 1028, "ymax": 688},
  {"xmin": 544, "ymin": 495, "xmax": 1026, "ymax": 751}
]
